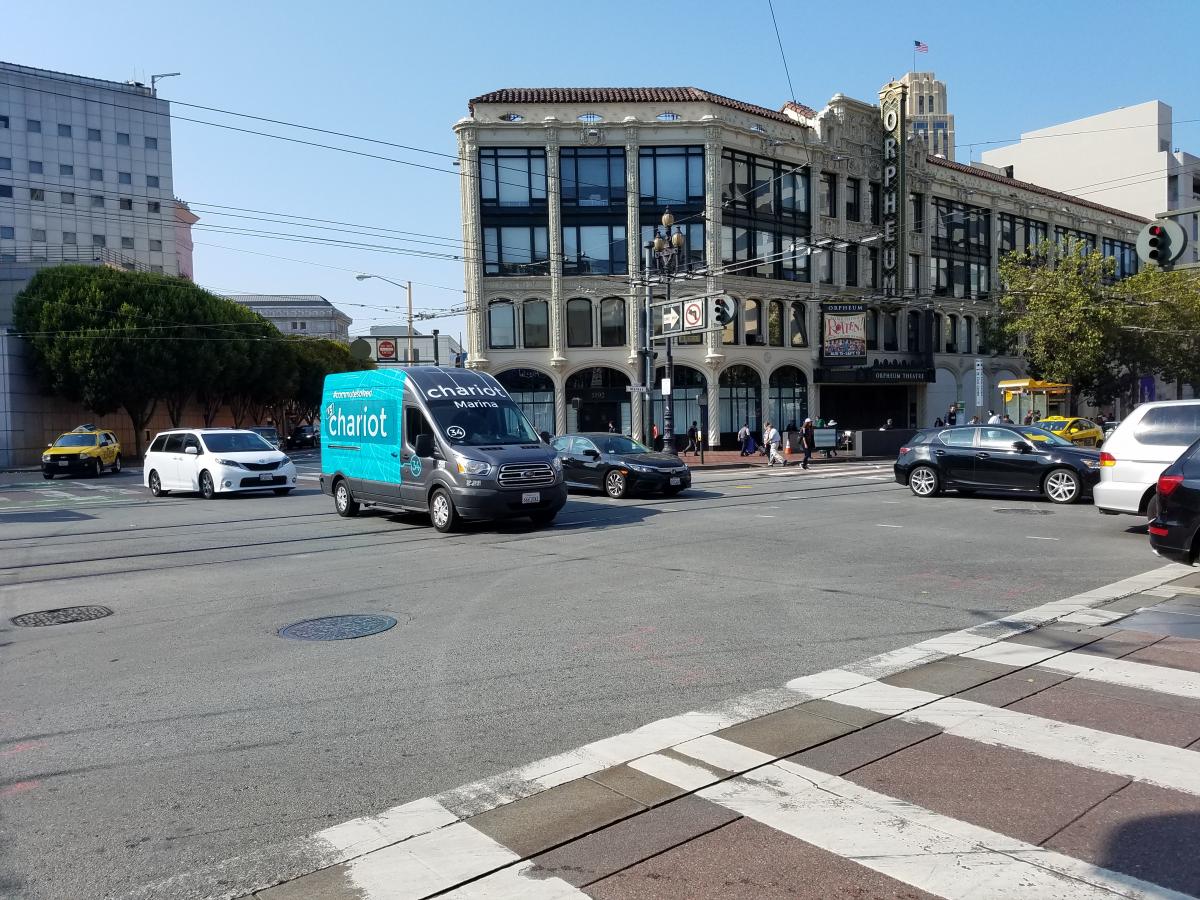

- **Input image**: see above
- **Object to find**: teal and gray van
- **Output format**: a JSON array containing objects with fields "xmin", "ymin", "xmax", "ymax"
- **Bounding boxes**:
[{"xmin": 319, "ymin": 368, "xmax": 566, "ymax": 531}]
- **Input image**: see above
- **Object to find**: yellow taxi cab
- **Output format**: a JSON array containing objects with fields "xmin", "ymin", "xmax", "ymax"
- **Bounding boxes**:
[
  {"xmin": 1035, "ymin": 416, "xmax": 1104, "ymax": 448},
  {"xmin": 42, "ymin": 425, "xmax": 123, "ymax": 479}
]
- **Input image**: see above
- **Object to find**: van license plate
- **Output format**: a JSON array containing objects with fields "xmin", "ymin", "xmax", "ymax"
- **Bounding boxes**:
[
  {"xmin": 58, "ymin": 461, "xmax": 68, "ymax": 467},
  {"xmin": 522, "ymin": 492, "xmax": 540, "ymax": 504},
  {"xmin": 259, "ymin": 473, "xmax": 273, "ymax": 482},
  {"xmin": 670, "ymin": 477, "xmax": 681, "ymax": 486}
]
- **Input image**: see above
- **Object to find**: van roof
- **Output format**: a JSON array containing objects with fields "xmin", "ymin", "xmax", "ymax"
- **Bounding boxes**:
[{"xmin": 325, "ymin": 367, "xmax": 504, "ymax": 398}]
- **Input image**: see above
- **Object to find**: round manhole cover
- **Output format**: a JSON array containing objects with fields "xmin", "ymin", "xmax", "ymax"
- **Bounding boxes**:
[
  {"xmin": 993, "ymin": 507, "xmax": 1054, "ymax": 515},
  {"xmin": 12, "ymin": 606, "xmax": 113, "ymax": 627},
  {"xmin": 278, "ymin": 614, "xmax": 397, "ymax": 641}
]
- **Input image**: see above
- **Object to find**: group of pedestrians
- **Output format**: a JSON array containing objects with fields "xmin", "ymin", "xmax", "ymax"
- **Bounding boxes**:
[{"xmin": 744, "ymin": 419, "xmax": 817, "ymax": 469}]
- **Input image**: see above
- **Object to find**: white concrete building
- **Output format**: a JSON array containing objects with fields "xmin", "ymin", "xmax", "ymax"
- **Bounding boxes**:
[
  {"xmin": 353, "ymin": 325, "xmax": 463, "ymax": 366},
  {"xmin": 226, "ymin": 294, "xmax": 352, "ymax": 342},
  {"xmin": 899, "ymin": 72, "xmax": 955, "ymax": 160},
  {"xmin": 453, "ymin": 86, "xmax": 1146, "ymax": 448},
  {"xmin": 982, "ymin": 100, "xmax": 1199, "ymax": 263},
  {"xmin": 1, "ymin": 61, "xmax": 190, "ymax": 466}
]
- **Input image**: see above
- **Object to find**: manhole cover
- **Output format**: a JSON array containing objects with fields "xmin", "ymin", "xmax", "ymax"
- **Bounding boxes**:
[
  {"xmin": 11, "ymin": 606, "xmax": 113, "ymax": 627},
  {"xmin": 278, "ymin": 614, "xmax": 397, "ymax": 641},
  {"xmin": 992, "ymin": 507, "xmax": 1054, "ymax": 515}
]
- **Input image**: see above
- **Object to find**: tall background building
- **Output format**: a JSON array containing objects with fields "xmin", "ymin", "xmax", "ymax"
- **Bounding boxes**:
[
  {"xmin": 0, "ymin": 61, "xmax": 196, "ymax": 465},
  {"xmin": 900, "ymin": 72, "xmax": 955, "ymax": 160}
]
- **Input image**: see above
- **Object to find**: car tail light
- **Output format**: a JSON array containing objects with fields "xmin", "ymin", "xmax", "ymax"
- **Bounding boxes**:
[
  {"xmin": 898, "ymin": 446, "xmax": 910, "ymax": 454},
  {"xmin": 1158, "ymin": 473, "xmax": 1184, "ymax": 497},
  {"xmin": 1149, "ymin": 524, "xmax": 1170, "ymax": 537},
  {"xmin": 1099, "ymin": 451, "xmax": 1116, "ymax": 467}
]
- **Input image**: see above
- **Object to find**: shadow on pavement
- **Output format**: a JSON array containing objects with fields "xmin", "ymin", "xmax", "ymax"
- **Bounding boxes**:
[
  {"xmin": 1100, "ymin": 812, "xmax": 1200, "ymax": 895},
  {"xmin": 0, "ymin": 509, "xmax": 95, "ymax": 524}
]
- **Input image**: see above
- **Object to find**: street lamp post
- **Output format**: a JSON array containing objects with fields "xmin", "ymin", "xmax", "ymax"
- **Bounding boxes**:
[
  {"xmin": 651, "ymin": 209, "xmax": 686, "ymax": 455},
  {"xmin": 355, "ymin": 274, "xmax": 413, "ymax": 362}
]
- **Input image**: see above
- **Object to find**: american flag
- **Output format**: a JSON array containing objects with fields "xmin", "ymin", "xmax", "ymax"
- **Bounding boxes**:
[{"xmin": 914, "ymin": 40, "xmax": 929, "ymax": 53}]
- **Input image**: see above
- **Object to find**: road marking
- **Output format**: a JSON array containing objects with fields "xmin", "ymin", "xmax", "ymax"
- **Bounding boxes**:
[
  {"xmin": 444, "ymin": 861, "xmax": 588, "ymax": 898},
  {"xmin": 1026, "ymin": 535, "xmax": 1060, "ymax": 541},
  {"xmin": 315, "ymin": 796, "xmax": 457, "ymax": 864},
  {"xmin": 757, "ymin": 514, "xmax": 775, "ymax": 518},
  {"xmin": 875, "ymin": 523, "xmax": 902, "ymax": 527},
  {"xmin": 629, "ymin": 753, "xmax": 719, "ymax": 791},
  {"xmin": 695, "ymin": 761, "xmax": 1190, "ymax": 900},
  {"xmin": 975, "ymin": 645, "xmax": 1200, "ymax": 701},
  {"xmin": 674, "ymin": 733, "xmax": 774, "ymax": 772},
  {"xmin": 824, "ymin": 678, "xmax": 1200, "ymax": 796}
]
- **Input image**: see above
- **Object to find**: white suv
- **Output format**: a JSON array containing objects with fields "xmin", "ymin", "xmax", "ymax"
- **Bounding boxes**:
[
  {"xmin": 143, "ymin": 428, "xmax": 298, "ymax": 499},
  {"xmin": 1094, "ymin": 400, "xmax": 1200, "ymax": 518}
]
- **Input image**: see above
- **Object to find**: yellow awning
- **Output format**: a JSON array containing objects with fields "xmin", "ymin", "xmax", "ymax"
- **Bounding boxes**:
[{"xmin": 997, "ymin": 379, "xmax": 1072, "ymax": 393}]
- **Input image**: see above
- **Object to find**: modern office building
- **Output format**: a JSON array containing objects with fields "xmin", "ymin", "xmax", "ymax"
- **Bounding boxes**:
[
  {"xmin": 225, "ymin": 294, "xmax": 352, "ymax": 342},
  {"xmin": 982, "ymin": 100, "xmax": 1199, "ymax": 263},
  {"xmin": 899, "ymin": 72, "xmax": 955, "ymax": 160},
  {"xmin": 1, "ymin": 60, "xmax": 188, "ymax": 466},
  {"xmin": 454, "ymin": 86, "xmax": 1146, "ymax": 447}
]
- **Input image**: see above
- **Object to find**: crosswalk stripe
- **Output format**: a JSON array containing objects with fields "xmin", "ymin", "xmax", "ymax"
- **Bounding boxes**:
[
  {"xmin": 443, "ymin": 860, "xmax": 588, "ymax": 898},
  {"xmin": 694, "ymin": 761, "xmax": 1191, "ymax": 900},
  {"xmin": 825, "ymin": 678, "xmax": 1200, "ymax": 796},
  {"xmin": 982, "ymin": 644, "xmax": 1200, "ymax": 701}
]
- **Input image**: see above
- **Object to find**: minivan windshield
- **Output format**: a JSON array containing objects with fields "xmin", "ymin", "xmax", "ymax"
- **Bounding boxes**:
[
  {"xmin": 427, "ymin": 398, "xmax": 540, "ymax": 446},
  {"xmin": 201, "ymin": 432, "xmax": 276, "ymax": 453}
]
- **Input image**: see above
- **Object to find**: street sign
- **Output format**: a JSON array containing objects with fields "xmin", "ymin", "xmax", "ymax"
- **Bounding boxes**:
[
  {"xmin": 683, "ymin": 298, "xmax": 705, "ymax": 330},
  {"xmin": 974, "ymin": 359, "xmax": 984, "ymax": 407},
  {"xmin": 661, "ymin": 304, "xmax": 682, "ymax": 334},
  {"xmin": 377, "ymin": 339, "xmax": 397, "ymax": 361},
  {"xmin": 661, "ymin": 378, "xmax": 672, "ymax": 395},
  {"xmin": 626, "ymin": 385, "xmax": 648, "ymax": 393}
]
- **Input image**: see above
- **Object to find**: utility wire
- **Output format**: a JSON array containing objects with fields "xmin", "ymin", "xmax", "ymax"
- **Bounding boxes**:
[{"xmin": 766, "ymin": 0, "xmax": 797, "ymax": 106}]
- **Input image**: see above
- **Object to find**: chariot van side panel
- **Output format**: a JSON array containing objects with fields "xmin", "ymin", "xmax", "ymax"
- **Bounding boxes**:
[{"xmin": 320, "ymin": 369, "xmax": 407, "ymax": 506}]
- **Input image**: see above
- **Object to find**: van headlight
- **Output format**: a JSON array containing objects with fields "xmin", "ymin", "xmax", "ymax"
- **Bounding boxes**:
[
  {"xmin": 456, "ymin": 457, "xmax": 492, "ymax": 476},
  {"xmin": 215, "ymin": 458, "xmax": 245, "ymax": 469},
  {"xmin": 550, "ymin": 456, "xmax": 562, "ymax": 472}
]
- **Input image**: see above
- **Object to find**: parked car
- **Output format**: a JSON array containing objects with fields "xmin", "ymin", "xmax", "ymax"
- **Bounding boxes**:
[
  {"xmin": 1094, "ymin": 400, "xmax": 1200, "ymax": 520},
  {"xmin": 289, "ymin": 424, "xmax": 318, "ymax": 449},
  {"xmin": 42, "ymin": 426, "xmax": 122, "ymax": 479},
  {"xmin": 250, "ymin": 426, "xmax": 283, "ymax": 450},
  {"xmin": 1149, "ymin": 437, "xmax": 1200, "ymax": 565},
  {"xmin": 551, "ymin": 432, "xmax": 691, "ymax": 498},
  {"xmin": 143, "ymin": 428, "xmax": 298, "ymax": 499},
  {"xmin": 1035, "ymin": 416, "xmax": 1105, "ymax": 448},
  {"xmin": 895, "ymin": 424, "xmax": 1100, "ymax": 504}
]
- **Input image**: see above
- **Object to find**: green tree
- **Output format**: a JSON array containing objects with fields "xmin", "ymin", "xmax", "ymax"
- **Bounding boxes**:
[{"xmin": 1131, "ymin": 268, "xmax": 1200, "ymax": 398}]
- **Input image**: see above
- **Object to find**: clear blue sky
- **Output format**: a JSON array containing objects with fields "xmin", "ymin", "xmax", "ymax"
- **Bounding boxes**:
[{"xmin": 13, "ymin": 0, "xmax": 1198, "ymax": 342}]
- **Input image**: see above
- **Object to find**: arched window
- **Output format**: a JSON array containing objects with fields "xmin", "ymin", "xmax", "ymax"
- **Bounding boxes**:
[
  {"xmin": 907, "ymin": 310, "xmax": 922, "ymax": 353},
  {"xmin": 496, "ymin": 368, "xmax": 554, "ymax": 436},
  {"xmin": 566, "ymin": 297, "xmax": 593, "ymax": 347},
  {"xmin": 744, "ymin": 299, "xmax": 764, "ymax": 346},
  {"xmin": 789, "ymin": 300, "xmax": 808, "ymax": 347},
  {"xmin": 963, "ymin": 316, "xmax": 974, "ymax": 354},
  {"xmin": 883, "ymin": 311, "xmax": 899, "ymax": 351},
  {"xmin": 768, "ymin": 300, "xmax": 785, "ymax": 346},
  {"xmin": 721, "ymin": 297, "xmax": 741, "ymax": 345},
  {"xmin": 522, "ymin": 299, "xmax": 549, "ymax": 349},
  {"xmin": 865, "ymin": 309, "xmax": 879, "ymax": 351},
  {"xmin": 946, "ymin": 314, "xmax": 959, "ymax": 353},
  {"xmin": 488, "ymin": 300, "xmax": 515, "ymax": 349},
  {"xmin": 719, "ymin": 365, "xmax": 762, "ymax": 446},
  {"xmin": 769, "ymin": 366, "xmax": 809, "ymax": 429},
  {"xmin": 933, "ymin": 312, "xmax": 944, "ymax": 353},
  {"xmin": 599, "ymin": 296, "xmax": 626, "ymax": 347}
]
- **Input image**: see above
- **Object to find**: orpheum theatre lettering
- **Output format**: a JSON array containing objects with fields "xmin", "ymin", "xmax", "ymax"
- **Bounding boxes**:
[{"xmin": 878, "ymin": 81, "xmax": 907, "ymax": 298}]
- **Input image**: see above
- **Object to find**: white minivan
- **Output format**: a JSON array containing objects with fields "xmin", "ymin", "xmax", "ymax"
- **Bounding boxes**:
[
  {"xmin": 144, "ymin": 428, "xmax": 298, "ymax": 499},
  {"xmin": 1094, "ymin": 399, "xmax": 1200, "ymax": 519}
]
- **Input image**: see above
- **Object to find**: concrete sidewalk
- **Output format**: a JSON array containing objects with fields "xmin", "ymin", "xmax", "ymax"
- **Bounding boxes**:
[{"xmin": 231, "ymin": 567, "xmax": 1200, "ymax": 900}]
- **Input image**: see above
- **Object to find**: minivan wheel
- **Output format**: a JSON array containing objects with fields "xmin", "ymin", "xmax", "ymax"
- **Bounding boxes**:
[
  {"xmin": 1044, "ymin": 468, "xmax": 1080, "ymax": 504},
  {"xmin": 430, "ymin": 487, "xmax": 458, "ymax": 533},
  {"xmin": 604, "ymin": 469, "xmax": 628, "ymax": 499},
  {"xmin": 334, "ymin": 480, "xmax": 359, "ymax": 517},
  {"xmin": 908, "ymin": 465, "xmax": 939, "ymax": 497},
  {"xmin": 198, "ymin": 470, "xmax": 216, "ymax": 500},
  {"xmin": 148, "ymin": 470, "xmax": 167, "ymax": 497}
]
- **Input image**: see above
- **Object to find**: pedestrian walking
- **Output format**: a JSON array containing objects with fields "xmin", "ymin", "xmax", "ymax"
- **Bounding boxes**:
[
  {"xmin": 651, "ymin": 422, "xmax": 661, "ymax": 452},
  {"xmin": 737, "ymin": 421, "xmax": 751, "ymax": 456},
  {"xmin": 606, "ymin": 420, "xmax": 617, "ymax": 433},
  {"xmin": 1002, "ymin": 414, "xmax": 1014, "ymax": 424},
  {"xmin": 825, "ymin": 417, "xmax": 839, "ymax": 457},
  {"xmin": 1023, "ymin": 411, "xmax": 1034, "ymax": 426},
  {"xmin": 764, "ymin": 421, "xmax": 785, "ymax": 466},
  {"xmin": 801, "ymin": 417, "xmax": 815, "ymax": 469},
  {"xmin": 946, "ymin": 405, "xmax": 958, "ymax": 426},
  {"xmin": 987, "ymin": 409, "xmax": 1002, "ymax": 424},
  {"xmin": 686, "ymin": 421, "xmax": 700, "ymax": 456}
]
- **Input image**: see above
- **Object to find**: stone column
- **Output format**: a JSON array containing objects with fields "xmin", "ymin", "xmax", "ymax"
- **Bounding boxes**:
[
  {"xmin": 546, "ymin": 125, "xmax": 567, "ymax": 369},
  {"xmin": 457, "ymin": 125, "xmax": 487, "ymax": 368}
]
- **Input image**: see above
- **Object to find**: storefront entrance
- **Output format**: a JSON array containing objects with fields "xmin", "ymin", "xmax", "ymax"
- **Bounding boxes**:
[
  {"xmin": 566, "ymin": 367, "xmax": 631, "ymax": 434},
  {"xmin": 819, "ymin": 385, "xmax": 912, "ymax": 430}
]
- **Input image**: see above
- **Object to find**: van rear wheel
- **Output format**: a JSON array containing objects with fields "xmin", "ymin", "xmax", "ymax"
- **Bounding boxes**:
[{"xmin": 430, "ymin": 487, "xmax": 458, "ymax": 533}]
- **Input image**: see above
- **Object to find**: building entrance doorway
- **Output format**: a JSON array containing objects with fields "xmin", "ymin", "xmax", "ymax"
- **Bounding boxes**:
[
  {"xmin": 819, "ymin": 385, "xmax": 911, "ymax": 430},
  {"xmin": 566, "ymin": 367, "xmax": 631, "ymax": 434}
]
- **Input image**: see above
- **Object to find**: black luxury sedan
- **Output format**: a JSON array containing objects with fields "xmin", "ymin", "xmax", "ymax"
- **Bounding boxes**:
[
  {"xmin": 894, "ymin": 424, "xmax": 1101, "ymax": 504},
  {"xmin": 1149, "ymin": 437, "xmax": 1200, "ymax": 565},
  {"xmin": 551, "ymin": 433, "xmax": 692, "ymax": 498}
]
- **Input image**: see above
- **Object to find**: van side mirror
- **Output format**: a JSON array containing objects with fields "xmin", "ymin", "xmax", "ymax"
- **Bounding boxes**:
[{"xmin": 414, "ymin": 433, "xmax": 435, "ymax": 458}]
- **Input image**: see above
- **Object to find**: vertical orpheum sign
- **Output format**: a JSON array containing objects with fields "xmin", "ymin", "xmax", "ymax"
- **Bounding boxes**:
[{"xmin": 878, "ymin": 82, "xmax": 907, "ymax": 298}]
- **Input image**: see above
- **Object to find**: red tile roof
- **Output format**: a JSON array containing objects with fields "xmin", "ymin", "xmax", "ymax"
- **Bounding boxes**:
[
  {"xmin": 928, "ymin": 157, "xmax": 1148, "ymax": 224},
  {"xmin": 469, "ymin": 87, "xmax": 814, "ymax": 125}
]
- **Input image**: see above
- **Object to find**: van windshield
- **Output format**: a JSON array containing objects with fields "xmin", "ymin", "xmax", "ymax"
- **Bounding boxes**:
[{"xmin": 427, "ymin": 398, "xmax": 540, "ymax": 447}]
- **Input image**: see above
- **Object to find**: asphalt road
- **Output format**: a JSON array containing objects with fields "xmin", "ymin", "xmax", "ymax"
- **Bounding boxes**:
[{"xmin": 0, "ymin": 453, "xmax": 1163, "ymax": 899}]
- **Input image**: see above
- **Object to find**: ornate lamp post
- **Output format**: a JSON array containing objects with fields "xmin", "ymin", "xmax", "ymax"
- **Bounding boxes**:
[{"xmin": 652, "ymin": 209, "xmax": 686, "ymax": 454}]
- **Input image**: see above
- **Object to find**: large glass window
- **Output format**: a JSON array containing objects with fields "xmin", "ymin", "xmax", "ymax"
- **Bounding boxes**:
[
  {"xmin": 484, "ymin": 225, "xmax": 549, "ymax": 276},
  {"xmin": 744, "ymin": 298, "xmax": 764, "ymax": 346},
  {"xmin": 480, "ymin": 148, "xmax": 547, "ymax": 207},
  {"xmin": 721, "ymin": 150, "xmax": 810, "ymax": 280},
  {"xmin": 522, "ymin": 299, "xmax": 549, "ymax": 348},
  {"xmin": 932, "ymin": 197, "xmax": 991, "ymax": 298},
  {"xmin": 719, "ymin": 365, "xmax": 763, "ymax": 437},
  {"xmin": 789, "ymin": 301, "xmax": 808, "ymax": 347},
  {"xmin": 495, "ymin": 369, "xmax": 555, "ymax": 438},
  {"xmin": 768, "ymin": 300, "xmax": 785, "ymax": 346},
  {"xmin": 566, "ymin": 298, "xmax": 593, "ymax": 347},
  {"xmin": 599, "ymin": 297, "xmax": 626, "ymax": 347},
  {"xmin": 488, "ymin": 300, "xmax": 516, "ymax": 349},
  {"xmin": 769, "ymin": 366, "xmax": 808, "ymax": 429},
  {"xmin": 1102, "ymin": 237, "xmax": 1138, "ymax": 279},
  {"xmin": 845, "ymin": 178, "xmax": 861, "ymax": 222},
  {"xmin": 846, "ymin": 245, "xmax": 859, "ymax": 286},
  {"xmin": 819, "ymin": 173, "xmax": 836, "ymax": 218},
  {"xmin": 561, "ymin": 147, "xmax": 625, "ymax": 207},
  {"xmin": 1056, "ymin": 226, "xmax": 1096, "ymax": 256},
  {"xmin": 780, "ymin": 167, "xmax": 809, "ymax": 216},
  {"xmin": 721, "ymin": 298, "xmax": 741, "ymax": 345},
  {"xmin": 562, "ymin": 224, "xmax": 627, "ymax": 275},
  {"xmin": 640, "ymin": 222, "xmax": 705, "ymax": 271},
  {"xmin": 639, "ymin": 146, "xmax": 704, "ymax": 206},
  {"xmin": 883, "ymin": 311, "xmax": 898, "ymax": 351}
]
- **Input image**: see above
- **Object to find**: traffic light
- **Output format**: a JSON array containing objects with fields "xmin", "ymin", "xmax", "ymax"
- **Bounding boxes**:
[
  {"xmin": 713, "ymin": 297, "xmax": 735, "ymax": 326},
  {"xmin": 1147, "ymin": 225, "xmax": 1168, "ymax": 264},
  {"xmin": 1136, "ymin": 219, "xmax": 1187, "ymax": 269}
]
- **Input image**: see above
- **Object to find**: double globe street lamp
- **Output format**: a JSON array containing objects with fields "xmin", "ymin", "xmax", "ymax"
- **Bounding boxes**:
[{"xmin": 648, "ymin": 209, "xmax": 686, "ymax": 455}]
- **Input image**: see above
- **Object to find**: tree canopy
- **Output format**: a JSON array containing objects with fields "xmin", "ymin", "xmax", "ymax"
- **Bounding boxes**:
[{"xmin": 14, "ymin": 265, "xmax": 371, "ymax": 455}]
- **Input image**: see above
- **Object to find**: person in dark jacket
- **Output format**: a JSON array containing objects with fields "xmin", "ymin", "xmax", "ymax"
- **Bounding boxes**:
[{"xmin": 801, "ymin": 418, "xmax": 815, "ymax": 470}]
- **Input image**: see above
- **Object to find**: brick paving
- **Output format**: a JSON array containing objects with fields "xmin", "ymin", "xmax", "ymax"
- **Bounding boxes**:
[{"xmin": 249, "ymin": 569, "xmax": 1200, "ymax": 900}]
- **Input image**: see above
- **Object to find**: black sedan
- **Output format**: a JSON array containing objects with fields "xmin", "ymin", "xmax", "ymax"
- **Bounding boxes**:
[
  {"xmin": 894, "ymin": 424, "xmax": 1101, "ymax": 504},
  {"xmin": 551, "ymin": 433, "xmax": 691, "ymax": 498},
  {"xmin": 1150, "ymin": 437, "xmax": 1200, "ymax": 565},
  {"xmin": 289, "ymin": 425, "xmax": 317, "ymax": 449}
]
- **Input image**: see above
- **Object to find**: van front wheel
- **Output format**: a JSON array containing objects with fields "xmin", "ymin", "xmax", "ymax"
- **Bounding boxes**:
[
  {"xmin": 430, "ymin": 488, "xmax": 458, "ymax": 533},
  {"xmin": 334, "ymin": 480, "xmax": 359, "ymax": 517}
]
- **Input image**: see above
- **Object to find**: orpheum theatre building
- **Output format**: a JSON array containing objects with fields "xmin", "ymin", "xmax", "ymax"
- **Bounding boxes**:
[{"xmin": 454, "ymin": 85, "xmax": 1144, "ymax": 447}]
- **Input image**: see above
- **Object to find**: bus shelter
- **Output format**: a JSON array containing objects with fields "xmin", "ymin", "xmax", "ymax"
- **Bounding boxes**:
[{"xmin": 998, "ymin": 379, "xmax": 1073, "ymax": 422}]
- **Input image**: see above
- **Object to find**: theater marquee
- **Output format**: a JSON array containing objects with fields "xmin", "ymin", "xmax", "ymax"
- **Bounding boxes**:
[{"xmin": 878, "ymin": 81, "xmax": 907, "ymax": 299}]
